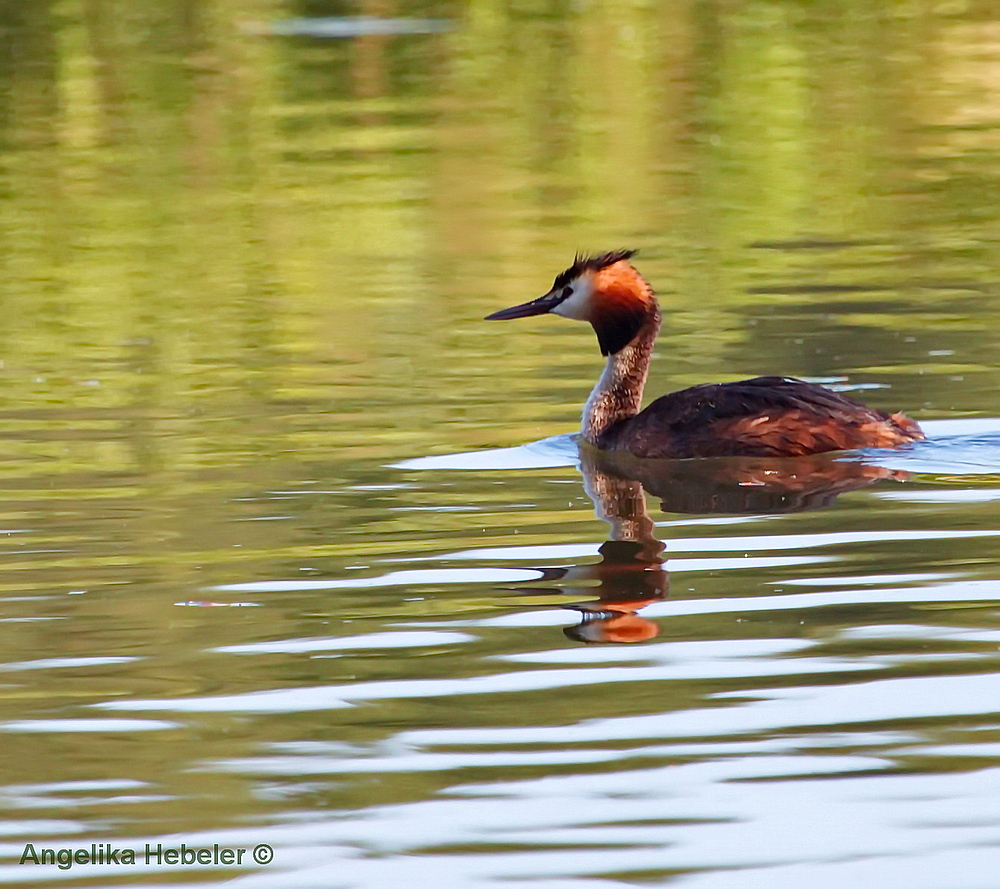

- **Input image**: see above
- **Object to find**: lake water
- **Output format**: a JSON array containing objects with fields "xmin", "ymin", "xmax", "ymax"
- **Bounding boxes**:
[{"xmin": 2, "ymin": 2, "xmax": 1000, "ymax": 887}]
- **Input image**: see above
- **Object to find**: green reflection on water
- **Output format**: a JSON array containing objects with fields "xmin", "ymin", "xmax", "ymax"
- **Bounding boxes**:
[{"xmin": 0, "ymin": 0, "xmax": 999, "ymax": 878}]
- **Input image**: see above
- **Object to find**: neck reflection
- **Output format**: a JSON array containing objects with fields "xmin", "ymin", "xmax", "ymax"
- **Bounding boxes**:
[{"xmin": 509, "ymin": 445, "xmax": 909, "ymax": 644}]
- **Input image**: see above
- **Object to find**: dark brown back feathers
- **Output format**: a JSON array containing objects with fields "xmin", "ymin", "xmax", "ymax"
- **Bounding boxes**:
[{"xmin": 598, "ymin": 376, "xmax": 924, "ymax": 458}]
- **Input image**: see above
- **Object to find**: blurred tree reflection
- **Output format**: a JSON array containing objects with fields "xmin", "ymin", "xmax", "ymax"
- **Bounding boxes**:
[{"xmin": 0, "ymin": 0, "xmax": 996, "ymax": 472}]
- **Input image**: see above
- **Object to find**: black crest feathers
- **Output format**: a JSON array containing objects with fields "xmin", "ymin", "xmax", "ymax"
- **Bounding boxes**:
[{"xmin": 552, "ymin": 250, "xmax": 637, "ymax": 290}]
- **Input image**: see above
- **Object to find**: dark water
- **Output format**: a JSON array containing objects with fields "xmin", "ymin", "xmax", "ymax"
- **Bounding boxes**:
[{"xmin": 2, "ymin": 2, "xmax": 1000, "ymax": 887}]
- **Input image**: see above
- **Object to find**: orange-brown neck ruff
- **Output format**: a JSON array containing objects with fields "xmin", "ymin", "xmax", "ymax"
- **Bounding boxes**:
[{"xmin": 588, "ymin": 262, "xmax": 656, "ymax": 356}]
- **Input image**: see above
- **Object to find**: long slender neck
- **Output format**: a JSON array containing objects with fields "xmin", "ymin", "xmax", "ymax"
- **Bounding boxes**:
[{"xmin": 582, "ymin": 302, "xmax": 661, "ymax": 446}]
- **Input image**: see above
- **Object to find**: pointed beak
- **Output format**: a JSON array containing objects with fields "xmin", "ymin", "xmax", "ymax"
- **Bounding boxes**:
[{"xmin": 485, "ymin": 290, "xmax": 561, "ymax": 321}]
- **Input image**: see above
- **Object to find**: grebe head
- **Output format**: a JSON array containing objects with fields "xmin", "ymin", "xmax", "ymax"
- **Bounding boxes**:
[{"xmin": 485, "ymin": 250, "xmax": 656, "ymax": 356}]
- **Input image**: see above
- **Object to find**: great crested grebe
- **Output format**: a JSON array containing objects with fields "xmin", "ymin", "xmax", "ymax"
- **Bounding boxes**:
[{"xmin": 485, "ymin": 250, "xmax": 924, "ymax": 458}]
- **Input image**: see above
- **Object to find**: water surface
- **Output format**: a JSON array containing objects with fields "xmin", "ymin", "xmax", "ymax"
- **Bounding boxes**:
[{"xmin": 1, "ymin": 2, "xmax": 1000, "ymax": 887}]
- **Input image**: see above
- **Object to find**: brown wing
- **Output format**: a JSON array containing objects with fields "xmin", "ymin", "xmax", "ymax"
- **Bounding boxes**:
[{"xmin": 601, "ymin": 376, "xmax": 924, "ymax": 458}]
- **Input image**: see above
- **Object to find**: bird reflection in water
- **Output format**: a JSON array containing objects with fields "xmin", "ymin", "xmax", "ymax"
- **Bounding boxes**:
[{"xmin": 511, "ymin": 446, "xmax": 910, "ymax": 643}]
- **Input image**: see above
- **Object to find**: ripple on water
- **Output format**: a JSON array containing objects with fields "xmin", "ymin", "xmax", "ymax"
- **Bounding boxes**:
[{"xmin": 5, "ymin": 6, "xmax": 1000, "ymax": 886}]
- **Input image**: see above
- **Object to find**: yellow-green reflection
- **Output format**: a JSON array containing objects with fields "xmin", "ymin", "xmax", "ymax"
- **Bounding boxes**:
[{"xmin": 0, "ymin": 0, "xmax": 999, "ymax": 881}]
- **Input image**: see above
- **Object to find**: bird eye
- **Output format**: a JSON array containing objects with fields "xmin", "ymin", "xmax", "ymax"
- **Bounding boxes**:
[{"xmin": 562, "ymin": 287, "xmax": 573, "ymax": 299}]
